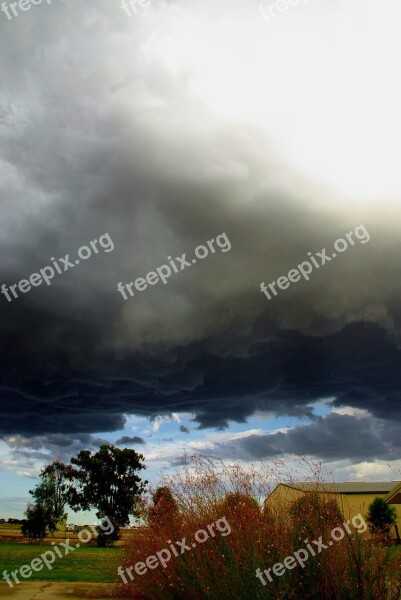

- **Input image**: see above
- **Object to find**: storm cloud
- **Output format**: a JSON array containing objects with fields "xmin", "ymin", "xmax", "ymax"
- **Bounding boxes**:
[
  {"xmin": 1, "ymin": 0, "xmax": 401, "ymax": 467},
  {"xmin": 210, "ymin": 412, "xmax": 401, "ymax": 463}
]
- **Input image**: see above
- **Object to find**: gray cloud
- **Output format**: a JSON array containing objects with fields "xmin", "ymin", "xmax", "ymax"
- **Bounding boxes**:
[
  {"xmin": 1, "ymin": 0, "xmax": 401, "ymax": 468},
  {"xmin": 115, "ymin": 436, "xmax": 145, "ymax": 446},
  {"xmin": 1, "ymin": 433, "xmax": 109, "ymax": 464},
  {"xmin": 210, "ymin": 413, "xmax": 401, "ymax": 463}
]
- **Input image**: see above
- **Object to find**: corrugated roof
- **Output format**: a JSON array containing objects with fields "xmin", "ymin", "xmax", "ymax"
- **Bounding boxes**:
[{"xmin": 284, "ymin": 482, "xmax": 400, "ymax": 494}]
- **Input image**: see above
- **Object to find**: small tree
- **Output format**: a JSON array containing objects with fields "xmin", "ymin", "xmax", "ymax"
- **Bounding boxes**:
[
  {"xmin": 21, "ymin": 504, "xmax": 49, "ymax": 544},
  {"xmin": 367, "ymin": 497, "xmax": 397, "ymax": 542},
  {"xmin": 29, "ymin": 462, "xmax": 73, "ymax": 533}
]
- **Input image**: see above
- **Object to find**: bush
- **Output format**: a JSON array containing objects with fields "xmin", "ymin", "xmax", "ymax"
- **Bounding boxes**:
[
  {"xmin": 289, "ymin": 491, "xmax": 344, "ymax": 541},
  {"xmin": 113, "ymin": 457, "xmax": 401, "ymax": 600},
  {"xmin": 148, "ymin": 487, "xmax": 181, "ymax": 528},
  {"xmin": 367, "ymin": 497, "xmax": 398, "ymax": 542}
]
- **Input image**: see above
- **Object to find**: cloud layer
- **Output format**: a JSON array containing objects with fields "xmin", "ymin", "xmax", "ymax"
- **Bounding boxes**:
[{"xmin": 1, "ymin": 0, "xmax": 401, "ymax": 470}]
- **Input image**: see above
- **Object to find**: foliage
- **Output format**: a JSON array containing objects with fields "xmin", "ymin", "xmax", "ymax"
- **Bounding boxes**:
[
  {"xmin": 29, "ymin": 461, "xmax": 73, "ymax": 533},
  {"xmin": 115, "ymin": 456, "xmax": 401, "ymax": 600},
  {"xmin": 217, "ymin": 491, "xmax": 261, "ymax": 514},
  {"xmin": 6, "ymin": 518, "xmax": 23, "ymax": 524},
  {"xmin": 68, "ymin": 445, "xmax": 147, "ymax": 545},
  {"xmin": 367, "ymin": 497, "xmax": 397, "ymax": 539},
  {"xmin": 21, "ymin": 504, "xmax": 50, "ymax": 543},
  {"xmin": 289, "ymin": 491, "xmax": 343, "ymax": 541},
  {"xmin": 148, "ymin": 486, "xmax": 180, "ymax": 527}
]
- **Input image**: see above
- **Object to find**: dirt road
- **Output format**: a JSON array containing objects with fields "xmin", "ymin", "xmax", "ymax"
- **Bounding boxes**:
[{"xmin": 0, "ymin": 581, "xmax": 113, "ymax": 599}]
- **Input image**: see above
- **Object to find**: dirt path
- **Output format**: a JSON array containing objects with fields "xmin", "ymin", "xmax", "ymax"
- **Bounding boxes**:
[{"xmin": 0, "ymin": 581, "xmax": 113, "ymax": 599}]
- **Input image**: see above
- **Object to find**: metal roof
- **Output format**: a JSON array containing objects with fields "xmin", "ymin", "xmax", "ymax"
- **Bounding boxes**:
[
  {"xmin": 385, "ymin": 482, "xmax": 401, "ymax": 504},
  {"xmin": 284, "ymin": 482, "xmax": 400, "ymax": 494}
]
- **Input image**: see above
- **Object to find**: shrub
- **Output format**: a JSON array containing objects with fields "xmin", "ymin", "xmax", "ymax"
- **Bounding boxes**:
[
  {"xmin": 367, "ymin": 497, "xmax": 398, "ymax": 542},
  {"xmin": 289, "ymin": 491, "xmax": 344, "ymax": 541},
  {"xmin": 113, "ymin": 457, "xmax": 401, "ymax": 600},
  {"xmin": 148, "ymin": 487, "xmax": 181, "ymax": 527}
]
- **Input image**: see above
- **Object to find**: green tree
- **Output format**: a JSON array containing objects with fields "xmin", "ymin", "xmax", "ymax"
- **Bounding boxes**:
[
  {"xmin": 68, "ymin": 445, "xmax": 147, "ymax": 545},
  {"xmin": 29, "ymin": 461, "xmax": 73, "ymax": 533},
  {"xmin": 367, "ymin": 497, "xmax": 397, "ymax": 541},
  {"xmin": 21, "ymin": 504, "xmax": 49, "ymax": 544}
]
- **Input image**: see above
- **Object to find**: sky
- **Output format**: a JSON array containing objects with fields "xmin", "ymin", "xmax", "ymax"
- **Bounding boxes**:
[{"xmin": 1, "ymin": 0, "xmax": 401, "ymax": 523}]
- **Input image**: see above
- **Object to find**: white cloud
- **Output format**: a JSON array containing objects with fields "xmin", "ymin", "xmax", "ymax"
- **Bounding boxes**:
[{"xmin": 331, "ymin": 407, "xmax": 371, "ymax": 418}]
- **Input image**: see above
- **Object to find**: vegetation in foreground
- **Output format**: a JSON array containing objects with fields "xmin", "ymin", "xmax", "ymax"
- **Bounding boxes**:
[{"xmin": 115, "ymin": 457, "xmax": 401, "ymax": 600}]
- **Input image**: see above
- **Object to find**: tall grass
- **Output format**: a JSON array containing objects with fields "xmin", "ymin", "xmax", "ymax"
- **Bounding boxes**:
[{"xmin": 114, "ymin": 456, "xmax": 401, "ymax": 600}]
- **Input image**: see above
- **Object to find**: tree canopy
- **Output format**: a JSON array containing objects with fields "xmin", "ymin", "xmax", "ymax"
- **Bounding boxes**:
[
  {"xmin": 21, "ymin": 503, "xmax": 50, "ymax": 544},
  {"xmin": 29, "ymin": 461, "xmax": 73, "ymax": 532},
  {"xmin": 68, "ymin": 445, "xmax": 147, "ymax": 544},
  {"xmin": 26, "ymin": 444, "xmax": 147, "ymax": 546}
]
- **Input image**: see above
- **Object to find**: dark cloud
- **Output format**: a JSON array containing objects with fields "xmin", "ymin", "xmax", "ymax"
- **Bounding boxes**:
[
  {"xmin": 179, "ymin": 425, "xmax": 190, "ymax": 434},
  {"xmin": 2, "ymin": 321, "xmax": 401, "ymax": 442},
  {"xmin": 210, "ymin": 413, "xmax": 401, "ymax": 462},
  {"xmin": 115, "ymin": 436, "xmax": 145, "ymax": 446},
  {"xmin": 1, "ymin": 434, "xmax": 109, "ymax": 464},
  {"xmin": 1, "ymin": 0, "xmax": 401, "ymax": 467}
]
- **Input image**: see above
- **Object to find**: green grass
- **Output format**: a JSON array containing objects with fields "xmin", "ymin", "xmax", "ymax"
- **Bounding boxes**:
[{"xmin": 0, "ymin": 543, "xmax": 122, "ymax": 583}]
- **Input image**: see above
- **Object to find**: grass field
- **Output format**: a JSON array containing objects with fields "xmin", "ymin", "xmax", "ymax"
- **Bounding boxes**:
[{"xmin": 0, "ymin": 543, "xmax": 121, "ymax": 583}]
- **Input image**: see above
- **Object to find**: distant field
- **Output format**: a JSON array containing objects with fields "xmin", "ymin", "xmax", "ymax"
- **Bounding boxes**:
[
  {"xmin": 0, "ymin": 526, "xmax": 88, "ymax": 545},
  {"xmin": 0, "ymin": 523, "xmax": 130, "ymax": 545},
  {"xmin": 0, "ymin": 543, "xmax": 121, "ymax": 583}
]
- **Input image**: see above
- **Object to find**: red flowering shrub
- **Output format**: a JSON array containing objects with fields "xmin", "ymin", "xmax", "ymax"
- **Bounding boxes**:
[{"xmin": 112, "ymin": 456, "xmax": 401, "ymax": 600}]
